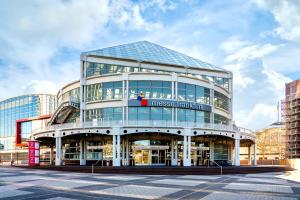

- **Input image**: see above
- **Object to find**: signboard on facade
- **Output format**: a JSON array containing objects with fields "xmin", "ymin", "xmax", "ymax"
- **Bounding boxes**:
[
  {"xmin": 128, "ymin": 99, "xmax": 212, "ymax": 112},
  {"xmin": 28, "ymin": 140, "xmax": 40, "ymax": 166}
]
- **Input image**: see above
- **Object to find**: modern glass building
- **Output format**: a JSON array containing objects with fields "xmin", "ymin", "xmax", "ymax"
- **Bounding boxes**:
[
  {"xmin": 0, "ymin": 94, "xmax": 56, "ymax": 163},
  {"xmin": 32, "ymin": 41, "xmax": 256, "ymax": 167}
]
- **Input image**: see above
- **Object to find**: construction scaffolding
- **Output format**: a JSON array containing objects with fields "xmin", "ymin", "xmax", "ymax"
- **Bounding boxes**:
[{"xmin": 282, "ymin": 80, "xmax": 300, "ymax": 158}]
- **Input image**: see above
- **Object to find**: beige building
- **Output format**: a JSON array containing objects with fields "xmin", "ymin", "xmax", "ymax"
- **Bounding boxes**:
[{"xmin": 254, "ymin": 122, "xmax": 286, "ymax": 164}]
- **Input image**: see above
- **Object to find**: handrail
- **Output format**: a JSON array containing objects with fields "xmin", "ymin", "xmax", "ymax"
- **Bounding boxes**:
[
  {"xmin": 211, "ymin": 160, "xmax": 223, "ymax": 176},
  {"xmin": 92, "ymin": 159, "xmax": 103, "ymax": 174},
  {"xmin": 32, "ymin": 120, "xmax": 238, "ymax": 135}
]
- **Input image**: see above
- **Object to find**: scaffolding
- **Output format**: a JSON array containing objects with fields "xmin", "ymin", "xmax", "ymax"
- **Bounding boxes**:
[{"xmin": 282, "ymin": 82, "xmax": 300, "ymax": 159}]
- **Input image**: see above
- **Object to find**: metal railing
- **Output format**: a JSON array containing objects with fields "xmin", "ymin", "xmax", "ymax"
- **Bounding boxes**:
[
  {"xmin": 209, "ymin": 160, "xmax": 223, "ymax": 176},
  {"xmin": 32, "ymin": 120, "xmax": 237, "ymax": 134}
]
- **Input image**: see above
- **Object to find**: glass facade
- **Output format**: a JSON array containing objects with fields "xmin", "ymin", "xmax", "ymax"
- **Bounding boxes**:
[
  {"xmin": 177, "ymin": 109, "xmax": 210, "ymax": 123},
  {"xmin": 214, "ymin": 91, "xmax": 229, "ymax": 111},
  {"xmin": 129, "ymin": 81, "xmax": 172, "ymax": 99},
  {"xmin": 86, "ymin": 81, "xmax": 122, "ymax": 102},
  {"xmin": 178, "ymin": 83, "xmax": 210, "ymax": 104},
  {"xmin": 85, "ymin": 61, "xmax": 230, "ymax": 91},
  {"xmin": 214, "ymin": 113, "xmax": 229, "ymax": 125},
  {"xmin": 85, "ymin": 107, "xmax": 122, "ymax": 121},
  {"xmin": 0, "ymin": 94, "xmax": 56, "ymax": 150},
  {"xmin": 214, "ymin": 143, "xmax": 229, "ymax": 160},
  {"xmin": 60, "ymin": 87, "xmax": 80, "ymax": 103},
  {"xmin": 128, "ymin": 107, "xmax": 172, "ymax": 121}
]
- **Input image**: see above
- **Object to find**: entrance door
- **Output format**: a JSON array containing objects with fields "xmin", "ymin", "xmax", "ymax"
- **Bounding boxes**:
[
  {"xmin": 133, "ymin": 150, "xmax": 150, "ymax": 165},
  {"xmin": 151, "ymin": 149, "xmax": 166, "ymax": 165}
]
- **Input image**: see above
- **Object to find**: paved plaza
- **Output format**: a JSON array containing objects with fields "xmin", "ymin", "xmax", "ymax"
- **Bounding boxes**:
[{"xmin": 0, "ymin": 167, "xmax": 299, "ymax": 200}]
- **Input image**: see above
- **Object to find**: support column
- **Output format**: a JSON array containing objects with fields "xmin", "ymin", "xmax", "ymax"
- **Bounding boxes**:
[
  {"xmin": 210, "ymin": 140, "xmax": 214, "ymax": 162},
  {"xmin": 188, "ymin": 136, "xmax": 191, "ymax": 166},
  {"xmin": 253, "ymin": 143, "xmax": 257, "ymax": 166},
  {"xmin": 183, "ymin": 135, "xmax": 187, "ymax": 166},
  {"xmin": 50, "ymin": 146, "xmax": 54, "ymax": 165},
  {"xmin": 117, "ymin": 135, "xmax": 121, "ymax": 166},
  {"xmin": 234, "ymin": 139, "xmax": 240, "ymax": 166},
  {"xmin": 122, "ymin": 138, "xmax": 125, "ymax": 166},
  {"xmin": 126, "ymin": 139, "xmax": 130, "ymax": 166},
  {"xmin": 171, "ymin": 139, "xmax": 178, "ymax": 166},
  {"xmin": 112, "ymin": 135, "xmax": 116, "ymax": 166},
  {"xmin": 248, "ymin": 145, "xmax": 251, "ymax": 165},
  {"xmin": 112, "ymin": 127, "xmax": 121, "ymax": 167},
  {"xmin": 183, "ymin": 129, "xmax": 191, "ymax": 166},
  {"xmin": 80, "ymin": 138, "xmax": 86, "ymax": 166},
  {"xmin": 55, "ymin": 130, "xmax": 62, "ymax": 166}
]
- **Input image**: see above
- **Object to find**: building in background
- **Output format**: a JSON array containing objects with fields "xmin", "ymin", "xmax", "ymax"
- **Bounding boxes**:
[
  {"xmin": 32, "ymin": 41, "xmax": 256, "ymax": 167},
  {"xmin": 254, "ymin": 122, "xmax": 286, "ymax": 165},
  {"xmin": 283, "ymin": 80, "xmax": 300, "ymax": 159},
  {"xmin": 0, "ymin": 94, "xmax": 56, "ymax": 164}
]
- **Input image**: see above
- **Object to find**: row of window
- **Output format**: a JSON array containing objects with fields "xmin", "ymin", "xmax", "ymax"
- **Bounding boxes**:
[
  {"xmin": 214, "ymin": 91, "xmax": 229, "ymax": 111},
  {"xmin": 85, "ymin": 62, "xmax": 229, "ymax": 91},
  {"xmin": 0, "ymin": 95, "xmax": 55, "ymax": 138},
  {"xmin": 86, "ymin": 81, "xmax": 122, "ymax": 102},
  {"xmin": 85, "ymin": 107, "xmax": 229, "ymax": 125},
  {"xmin": 178, "ymin": 82, "xmax": 210, "ymax": 104},
  {"xmin": 129, "ymin": 81, "xmax": 172, "ymax": 99},
  {"xmin": 84, "ymin": 81, "xmax": 229, "ymax": 111}
]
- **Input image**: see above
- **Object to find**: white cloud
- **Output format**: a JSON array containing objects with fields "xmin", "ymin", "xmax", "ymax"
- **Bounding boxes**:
[
  {"xmin": 236, "ymin": 103, "xmax": 278, "ymax": 131},
  {"xmin": 225, "ymin": 43, "xmax": 280, "ymax": 62},
  {"xmin": 220, "ymin": 37, "xmax": 251, "ymax": 54},
  {"xmin": 0, "ymin": 0, "xmax": 163, "ymax": 100},
  {"xmin": 22, "ymin": 80, "xmax": 58, "ymax": 95},
  {"xmin": 253, "ymin": 0, "xmax": 300, "ymax": 43},
  {"xmin": 223, "ymin": 63, "xmax": 255, "ymax": 88}
]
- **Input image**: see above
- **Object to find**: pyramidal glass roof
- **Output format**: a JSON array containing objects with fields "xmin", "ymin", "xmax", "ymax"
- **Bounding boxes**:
[{"xmin": 82, "ymin": 41, "xmax": 225, "ymax": 71}]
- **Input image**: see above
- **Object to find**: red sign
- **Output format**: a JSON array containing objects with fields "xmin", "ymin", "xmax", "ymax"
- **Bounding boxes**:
[{"xmin": 28, "ymin": 140, "xmax": 40, "ymax": 166}]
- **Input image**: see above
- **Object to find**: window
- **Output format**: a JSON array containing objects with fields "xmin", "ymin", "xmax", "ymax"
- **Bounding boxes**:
[
  {"xmin": 214, "ymin": 91, "xmax": 229, "ymax": 111},
  {"xmin": 128, "ymin": 80, "xmax": 172, "ymax": 99},
  {"xmin": 214, "ymin": 113, "xmax": 229, "ymax": 125},
  {"xmin": 86, "ymin": 81, "xmax": 123, "ymax": 102},
  {"xmin": 85, "ymin": 107, "xmax": 123, "ymax": 121}
]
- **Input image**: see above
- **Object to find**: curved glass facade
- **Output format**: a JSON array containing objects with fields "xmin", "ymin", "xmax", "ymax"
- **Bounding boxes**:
[
  {"xmin": 85, "ymin": 62, "xmax": 230, "ymax": 91},
  {"xmin": 61, "ymin": 88, "xmax": 80, "ymax": 103},
  {"xmin": 178, "ymin": 109, "xmax": 210, "ymax": 123},
  {"xmin": 214, "ymin": 91, "xmax": 229, "ymax": 111},
  {"xmin": 86, "ymin": 81, "xmax": 122, "ymax": 102},
  {"xmin": 0, "ymin": 94, "xmax": 56, "ymax": 150},
  {"xmin": 85, "ymin": 107, "xmax": 122, "ymax": 121},
  {"xmin": 129, "ymin": 81, "xmax": 172, "ymax": 99},
  {"xmin": 128, "ymin": 107, "xmax": 172, "ymax": 121},
  {"xmin": 178, "ymin": 83, "xmax": 210, "ymax": 104},
  {"xmin": 214, "ymin": 113, "xmax": 229, "ymax": 125}
]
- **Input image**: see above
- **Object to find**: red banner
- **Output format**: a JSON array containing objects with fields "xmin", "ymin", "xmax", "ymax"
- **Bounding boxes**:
[{"xmin": 28, "ymin": 141, "xmax": 40, "ymax": 166}]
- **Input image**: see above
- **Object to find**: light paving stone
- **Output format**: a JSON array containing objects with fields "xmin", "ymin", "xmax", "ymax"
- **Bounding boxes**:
[
  {"xmin": 223, "ymin": 182, "xmax": 294, "ymax": 193},
  {"xmin": 91, "ymin": 184, "xmax": 181, "ymax": 199},
  {"xmin": 178, "ymin": 175, "xmax": 221, "ymax": 180},
  {"xmin": 92, "ymin": 175, "xmax": 146, "ymax": 181},
  {"xmin": 24, "ymin": 179, "xmax": 107, "ymax": 189},
  {"xmin": 246, "ymin": 173, "xmax": 284, "ymax": 178},
  {"xmin": 0, "ymin": 189, "xmax": 33, "ymax": 199},
  {"xmin": 0, "ymin": 185, "xmax": 26, "ymax": 192},
  {"xmin": 45, "ymin": 197, "xmax": 76, "ymax": 200},
  {"xmin": 0, "ymin": 175, "xmax": 42, "ymax": 182},
  {"xmin": 237, "ymin": 177, "xmax": 288, "ymax": 185},
  {"xmin": 201, "ymin": 192, "xmax": 297, "ymax": 200},
  {"xmin": 149, "ymin": 178, "xmax": 206, "ymax": 186}
]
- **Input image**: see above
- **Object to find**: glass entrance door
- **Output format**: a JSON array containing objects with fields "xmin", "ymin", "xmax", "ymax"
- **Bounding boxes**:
[
  {"xmin": 151, "ymin": 149, "xmax": 166, "ymax": 165},
  {"xmin": 133, "ymin": 150, "xmax": 150, "ymax": 165}
]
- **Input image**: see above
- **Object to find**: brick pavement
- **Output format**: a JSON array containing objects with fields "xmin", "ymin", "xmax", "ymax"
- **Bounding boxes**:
[{"xmin": 0, "ymin": 167, "xmax": 299, "ymax": 200}]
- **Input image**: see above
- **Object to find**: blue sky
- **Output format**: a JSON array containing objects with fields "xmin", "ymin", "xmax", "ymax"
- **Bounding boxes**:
[{"xmin": 0, "ymin": 0, "xmax": 299, "ymax": 130}]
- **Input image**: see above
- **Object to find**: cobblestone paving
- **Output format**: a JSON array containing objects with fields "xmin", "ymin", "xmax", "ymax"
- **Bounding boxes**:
[{"xmin": 0, "ymin": 167, "xmax": 299, "ymax": 200}]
